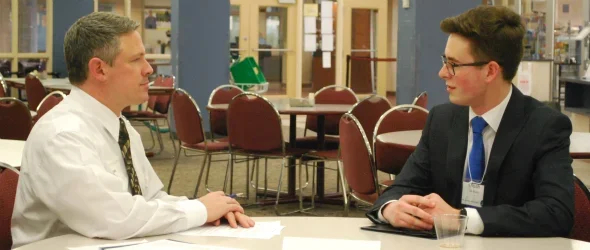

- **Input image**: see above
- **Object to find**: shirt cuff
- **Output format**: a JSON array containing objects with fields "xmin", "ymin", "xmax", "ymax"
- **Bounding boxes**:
[
  {"xmin": 177, "ymin": 199, "xmax": 207, "ymax": 229},
  {"xmin": 465, "ymin": 208, "xmax": 484, "ymax": 235},
  {"xmin": 377, "ymin": 200, "xmax": 397, "ymax": 223}
]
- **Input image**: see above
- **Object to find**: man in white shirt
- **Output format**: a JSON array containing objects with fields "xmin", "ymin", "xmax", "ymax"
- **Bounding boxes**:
[
  {"xmin": 11, "ymin": 12, "xmax": 254, "ymax": 248},
  {"xmin": 366, "ymin": 6, "xmax": 574, "ymax": 237}
]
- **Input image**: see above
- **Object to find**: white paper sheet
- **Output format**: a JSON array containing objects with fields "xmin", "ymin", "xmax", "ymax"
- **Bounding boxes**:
[
  {"xmin": 322, "ymin": 52, "xmax": 331, "ymax": 68},
  {"xmin": 321, "ymin": 1, "xmax": 333, "ymax": 18},
  {"xmin": 304, "ymin": 34, "xmax": 317, "ymax": 52},
  {"xmin": 321, "ymin": 18, "xmax": 333, "ymax": 34},
  {"xmin": 108, "ymin": 239, "xmax": 243, "ymax": 250},
  {"xmin": 68, "ymin": 239, "xmax": 148, "ymax": 250},
  {"xmin": 321, "ymin": 34, "xmax": 334, "ymax": 51},
  {"xmin": 282, "ymin": 237, "xmax": 381, "ymax": 250},
  {"xmin": 304, "ymin": 16, "xmax": 317, "ymax": 34},
  {"xmin": 179, "ymin": 221, "xmax": 285, "ymax": 240}
]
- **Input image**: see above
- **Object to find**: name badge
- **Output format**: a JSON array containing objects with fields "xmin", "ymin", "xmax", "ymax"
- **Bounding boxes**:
[{"xmin": 461, "ymin": 182, "xmax": 484, "ymax": 208}]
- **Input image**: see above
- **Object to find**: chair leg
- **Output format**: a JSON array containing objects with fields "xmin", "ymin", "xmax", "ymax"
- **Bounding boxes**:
[
  {"xmin": 230, "ymin": 154, "xmax": 235, "ymax": 194},
  {"xmin": 145, "ymin": 121, "xmax": 156, "ymax": 151},
  {"xmin": 255, "ymin": 158, "xmax": 260, "ymax": 202},
  {"xmin": 274, "ymin": 157, "xmax": 286, "ymax": 215},
  {"xmin": 167, "ymin": 141, "xmax": 183, "ymax": 194},
  {"xmin": 246, "ymin": 156, "xmax": 250, "ymax": 201},
  {"xmin": 167, "ymin": 119, "xmax": 177, "ymax": 156},
  {"xmin": 263, "ymin": 158, "xmax": 268, "ymax": 198},
  {"xmin": 336, "ymin": 164, "xmax": 341, "ymax": 193},
  {"xmin": 153, "ymin": 120, "xmax": 165, "ymax": 155},
  {"xmin": 193, "ymin": 152, "xmax": 209, "ymax": 199},
  {"xmin": 338, "ymin": 160, "xmax": 349, "ymax": 217},
  {"xmin": 204, "ymin": 154, "xmax": 213, "ymax": 193},
  {"xmin": 223, "ymin": 153, "xmax": 232, "ymax": 193}
]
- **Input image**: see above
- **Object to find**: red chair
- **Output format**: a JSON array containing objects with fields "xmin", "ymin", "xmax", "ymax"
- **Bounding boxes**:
[
  {"xmin": 0, "ymin": 97, "xmax": 33, "ymax": 140},
  {"xmin": 373, "ymin": 104, "xmax": 428, "ymax": 184},
  {"xmin": 296, "ymin": 85, "xmax": 358, "ymax": 150},
  {"xmin": 349, "ymin": 95, "xmax": 392, "ymax": 146},
  {"xmin": 124, "ymin": 75, "xmax": 174, "ymax": 155},
  {"xmin": 227, "ymin": 92, "xmax": 309, "ymax": 214},
  {"xmin": 208, "ymin": 84, "xmax": 243, "ymax": 140},
  {"xmin": 571, "ymin": 175, "xmax": 590, "ymax": 242},
  {"xmin": 339, "ymin": 113, "xmax": 380, "ymax": 216},
  {"xmin": 411, "ymin": 91, "xmax": 428, "ymax": 110},
  {"xmin": 168, "ymin": 88, "xmax": 230, "ymax": 197},
  {"xmin": 33, "ymin": 91, "xmax": 66, "ymax": 124},
  {"xmin": 24, "ymin": 74, "xmax": 47, "ymax": 111},
  {"xmin": 0, "ymin": 163, "xmax": 19, "ymax": 250}
]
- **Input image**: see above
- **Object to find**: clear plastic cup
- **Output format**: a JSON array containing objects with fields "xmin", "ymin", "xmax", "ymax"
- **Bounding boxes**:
[{"xmin": 434, "ymin": 214, "xmax": 468, "ymax": 248}]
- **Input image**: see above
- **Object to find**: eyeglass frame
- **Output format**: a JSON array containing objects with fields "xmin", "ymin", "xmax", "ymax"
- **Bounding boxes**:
[{"xmin": 441, "ymin": 55, "xmax": 491, "ymax": 76}]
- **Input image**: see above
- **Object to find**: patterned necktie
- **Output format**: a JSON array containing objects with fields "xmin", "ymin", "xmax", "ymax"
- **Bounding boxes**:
[
  {"xmin": 468, "ymin": 116, "xmax": 488, "ymax": 182},
  {"xmin": 118, "ymin": 118, "xmax": 142, "ymax": 195}
]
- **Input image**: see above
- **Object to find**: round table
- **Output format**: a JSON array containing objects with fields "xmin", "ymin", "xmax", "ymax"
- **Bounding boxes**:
[
  {"xmin": 376, "ymin": 130, "xmax": 590, "ymax": 159},
  {"xmin": 13, "ymin": 217, "xmax": 590, "ymax": 250},
  {"xmin": 0, "ymin": 139, "xmax": 25, "ymax": 167},
  {"xmin": 4, "ymin": 78, "xmax": 174, "ymax": 96}
]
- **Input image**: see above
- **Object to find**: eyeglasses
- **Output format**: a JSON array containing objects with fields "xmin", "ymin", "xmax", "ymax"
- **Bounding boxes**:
[{"xmin": 441, "ymin": 55, "xmax": 490, "ymax": 76}]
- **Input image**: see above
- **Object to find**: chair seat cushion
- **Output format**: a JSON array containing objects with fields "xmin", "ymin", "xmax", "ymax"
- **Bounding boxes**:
[
  {"xmin": 352, "ymin": 191, "xmax": 379, "ymax": 204},
  {"xmin": 232, "ymin": 147, "xmax": 309, "ymax": 158},
  {"xmin": 183, "ymin": 140, "xmax": 229, "ymax": 152},
  {"xmin": 124, "ymin": 110, "xmax": 167, "ymax": 119},
  {"xmin": 294, "ymin": 136, "xmax": 340, "ymax": 150}
]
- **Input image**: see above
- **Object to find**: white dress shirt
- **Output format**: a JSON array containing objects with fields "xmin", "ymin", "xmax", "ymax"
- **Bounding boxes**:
[
  {"xmin": 378, "ymin": 87, "xmax": 512, "ymax": 235},
  {"xmin": 11, "ymin": 87, "xmax": 206, "ymax": 248}
]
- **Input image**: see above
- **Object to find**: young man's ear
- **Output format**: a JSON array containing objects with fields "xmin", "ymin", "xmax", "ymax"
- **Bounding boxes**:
[
  {"xmin": 484, "ymin": 61, "xmax": 502, "ymax": 83},
  {"xmin": 88, "ymin": 58, "xmax": 108, "ymax": 82}
]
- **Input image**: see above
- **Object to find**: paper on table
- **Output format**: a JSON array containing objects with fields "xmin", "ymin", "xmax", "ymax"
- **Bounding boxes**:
[
  {"xmin": 321, "ymin": 35, "xmax": 334, "ymax": 52},
  {"xmin": 282, "ymin": 237, "xmax": 381, "ymax": 250},
  {"xmin": 179, "ymin": 221, "xmax": 285, "ymax": 239},
  {"xmin": 322, "ymin": 52, "xmax": 331, "ymax": 68},
  {"xmin": 321, "ymin": 18, "xmax": 333, "ymax": 34},
  {"xmin": 68, "ymin": 239, "xmax": 148, "ymax": 250},
  {"xmin": 304, "ymin": 16, "xmax": 316, "ymax": 34},
  {"xmin": 304, "ymin": 34, "xmax": 317, "ymax": 52},
  {"xmin": 109, "ymin": 239, "xmax": 244, "ymax": 250},
  {"xmin": 321, "ymin": 1, "xmax": 333, "ymax": 18}
]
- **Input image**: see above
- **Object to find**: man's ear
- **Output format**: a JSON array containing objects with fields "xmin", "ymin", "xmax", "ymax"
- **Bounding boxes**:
[
  {"xmin": 88, "ymin": 57, "xmax": 107, "ymax": 82},
  {"xmin": 484, "ymin": 61, "xmax": 502, "ymax": 83}
]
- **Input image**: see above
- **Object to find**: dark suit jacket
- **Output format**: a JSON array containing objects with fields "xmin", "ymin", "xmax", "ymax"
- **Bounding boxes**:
[{"xmin": 367, "ymin": 86, "xmax": 574, "ymax": 237}]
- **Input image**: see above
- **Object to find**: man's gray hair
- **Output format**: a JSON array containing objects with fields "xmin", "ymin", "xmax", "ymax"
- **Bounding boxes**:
[{"xmin": 64, "ymin": 12, "xmax": 139, "ymax": 85}]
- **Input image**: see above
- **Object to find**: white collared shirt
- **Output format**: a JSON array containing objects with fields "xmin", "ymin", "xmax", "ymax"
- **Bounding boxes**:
[
  {"xmin": 378, "ymin": 87, "xmax": 512, "ymax": 235},
  {"xmin": 11, "ymin": 87, "xmax": 206, "ymax": 248},
  {"xmin": 461, "ymin": 87, "xmax": 512, "ymax": 235}
]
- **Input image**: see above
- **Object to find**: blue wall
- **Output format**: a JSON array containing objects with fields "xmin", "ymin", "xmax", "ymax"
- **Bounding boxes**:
[
  {"xmin": 52, "ymin": 0, "xmax": 93, "ymax": 77},
  {"xmin": 396, "ymin": 0, "xmax": 480, "ymax": 109},
  {"xmin": 171, "ymin": 0, "xmax": 229, "ymax": 133}
]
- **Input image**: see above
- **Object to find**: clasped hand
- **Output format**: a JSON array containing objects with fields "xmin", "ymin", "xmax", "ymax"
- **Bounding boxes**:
[{"xmin": 381, "ymin": 193, "xmax": 460, "ymax": 230}]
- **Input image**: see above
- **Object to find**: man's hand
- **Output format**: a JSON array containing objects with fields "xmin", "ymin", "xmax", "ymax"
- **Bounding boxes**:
[
  {"xmin": 198, "ymin": 191, "xmax": 244, "ymax": 223},
  {"xmin": 209, "ymin": 212, "xmax": 256, "ymax": 228},
  {"xmin": 382, "ymin": 195, "xmax": 435, "ymax": 230},
  {"xmin": 422, "ymin": 193, "xmax": 460, "ymax": 216}
]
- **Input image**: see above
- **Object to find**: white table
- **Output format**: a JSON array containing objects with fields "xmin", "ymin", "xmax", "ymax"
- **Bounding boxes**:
[
  {"xmin": 4, "ymin": 78, "xmax": 173, "ymax": 95},
  {"xmin": 0, "ymin": 139, "xmax": 25, "ymax": 167},
  {"xmin": 14, "ymin": 217, "xmax": 590, "ymax": 250},
  {"xmin": 376, "ymin": 130, "xmax": 590, "ymax": 159}
]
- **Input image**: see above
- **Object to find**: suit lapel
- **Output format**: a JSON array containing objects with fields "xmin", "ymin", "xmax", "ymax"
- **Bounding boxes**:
[
  {"xmin": 446, "ymin": 106, "xmax": 469, "ymax": 207},
  {"xmin": 482, "ymin": 85, "xmax": 526, "ymax": 206}
]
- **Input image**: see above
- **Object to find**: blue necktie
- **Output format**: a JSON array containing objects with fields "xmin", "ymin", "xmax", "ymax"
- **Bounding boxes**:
[{"xmin": 468, "ymin": 116, "xmax": 488, "ymax": 182}]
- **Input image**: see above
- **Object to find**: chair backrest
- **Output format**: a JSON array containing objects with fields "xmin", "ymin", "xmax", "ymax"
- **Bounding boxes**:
[
  {"xmin": 171, "ymin": 88, "xmax": 206, "ymax": 146},
  {"xmin": 306, "ymin": 85, "xmax": 358, "ymax": 135},
  {"xmin": 151, "ymin": 75, "xmax": 174, "ymax": 114},
  {"xmin": 24, "ymin": 75, "xmax": 47, "ymax": 111},
  {"xmin": 373, "ymin": 104, "xmax": 428, "ymax": 175},
  {"xmin": 339, "ymin": 113, "xmax": 379, "ymax": 197},
  {"xmin": 0, "ymin": 97, "xmax": 33, "ymax": 140},
  {"xmin": 571, "ymin": 175, "xmax": 590, "ymax": 242},
  {"xmin": 34, "ymin": 91, "xmax": 66, "ymax": 123},
  {"xmin": 146, "ymin": 75, "xmax": 163, "ymax": 111},
  {"xmin": 227, "ymin": 92, "xmax": 284, "ymax": 152},
  {"xmin": 411, "ymin": 91, "xmax": 428, "ymax": 110},
  {"xmin": 208, "ymin": 85, "xmax": 243, "ymax": 136},
  {"xmin": 349, "ymin": 95, "xmax": 392, "ymax": 146},
  {"xmin": 0, "ymin": 162, "xmax": 19, "ymax": 250}
]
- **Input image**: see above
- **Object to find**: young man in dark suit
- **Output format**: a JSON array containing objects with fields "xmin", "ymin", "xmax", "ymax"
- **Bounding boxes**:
[{"xmin": 366, "ymin": 6, "xmax": 574, "ymax": 237}]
